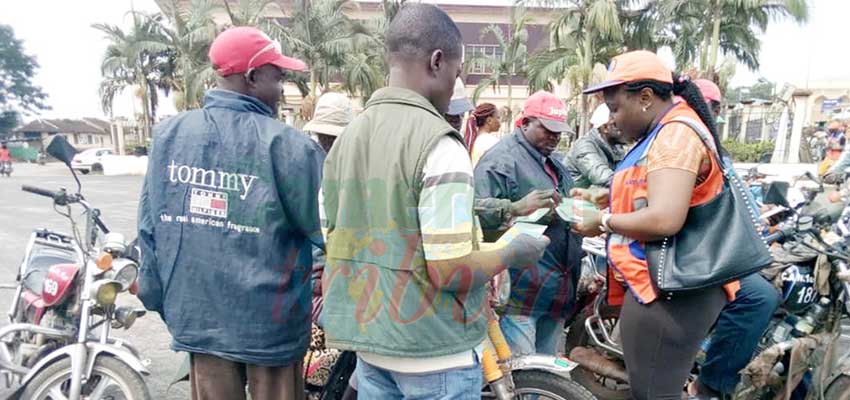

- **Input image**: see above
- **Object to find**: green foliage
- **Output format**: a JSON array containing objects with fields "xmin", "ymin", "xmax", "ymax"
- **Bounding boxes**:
[
  {"xmin": 722, "ymin": 140, "xmax": 775, "ymax": 162},
  {"xmin": 0, "ymin": 24, "xmax": 49, "ymax": 113},
  {"xmin": 727, "ymin": 78, "xmax": 777, "ymax": 103},
  {"xmin": 0, "ymin": 110, "xmax": 20, "ymax": 139}
]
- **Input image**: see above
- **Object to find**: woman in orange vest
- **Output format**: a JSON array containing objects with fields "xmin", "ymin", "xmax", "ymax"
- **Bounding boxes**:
[{"xmin": 573, "ymin": 51, "xmax": 738, "ymax": 400}]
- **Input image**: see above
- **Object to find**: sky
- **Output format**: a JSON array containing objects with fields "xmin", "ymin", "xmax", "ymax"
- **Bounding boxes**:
[{"xmin": 3, "ymin": 0, "xmax": 848, "ymax": 121}]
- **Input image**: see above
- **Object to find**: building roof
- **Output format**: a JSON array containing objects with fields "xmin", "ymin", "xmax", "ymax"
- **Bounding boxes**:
[{"xmin": 16, "ymin": 118, "xmax": 111, "ymax": 135}]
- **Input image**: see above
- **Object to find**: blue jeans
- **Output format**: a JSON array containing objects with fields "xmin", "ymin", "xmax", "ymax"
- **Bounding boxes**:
[
  {"xmin": 700, "ymin": 274, "xmax": 781, "ymax": 394},
  {"xmin": 499, "ymin": 313, "xmax": 565, "ymax": 356},
  {"xmin": 355, "ymin": 356, "xmax": 481, "ymax": 399}
]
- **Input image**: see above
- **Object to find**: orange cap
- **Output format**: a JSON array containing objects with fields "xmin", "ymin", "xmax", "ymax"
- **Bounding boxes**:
[{"xmin": 584, "ymin": 50, "xmax": 672, "ymax": 94}]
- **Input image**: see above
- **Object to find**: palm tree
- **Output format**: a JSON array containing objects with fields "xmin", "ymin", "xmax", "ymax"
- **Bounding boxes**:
[
  {"xmin": 466, "ymin": 5, "xmax": 533, "ymax": 126},
  {"xmin": 148, "ymin": 0, "xmax": 218, "ymax": 110},
  {"xmin": 93, "ymin": 11, "xmax": 171, "ymax": 141},
  {"xmin": 276, "ymin": 0, "xmax": 378, "ymax": 97},
  {"xmin": 656, "ymin": 0, "xmax": 808, "ymax": 76},
  {"xmin": 525, "ymin": 0, "xmax": 623, "ymax": 135}
]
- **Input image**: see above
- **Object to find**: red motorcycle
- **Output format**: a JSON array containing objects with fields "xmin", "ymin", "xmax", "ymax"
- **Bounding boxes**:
[{"xmin": 0, "ymin": 136, "xmax": 150, "ymax": 400}]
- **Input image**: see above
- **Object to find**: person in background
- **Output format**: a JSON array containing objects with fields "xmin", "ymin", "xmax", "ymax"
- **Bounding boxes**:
[
  {"xmin": 320, "ymin": 5, "xmax": 548, "ymax": 398},
  {"xmin": 137, "ymin": 27, "xmax": 323, "ymax": 400},
  {"xmin": 303, "ymin": 92, "xmax": 354, "ymax": 154},
  {"xmin": 694, "ymin": 79, "xmax": 722, "ymax": 119},
  {"xmin": 573, "ymin": 50, "xmax": 739, "ymax": 400},
  {"xmin": 824, "ymin": 121, "xmax": 850, "ymax": 180},
  {"xmin": 475, "ymin": 91, "xmax": 583, "ymax": 357},
  {"xmin": 687, "ymin": 77, "xmax": 781, "ymax": 399},
  {"xmin": 465, "ymin": 103, "xmax": 501, "ymax": 166},
  {"xmin": 0, "ymin": 143, "xmax": 10, "ymax": 163},
  {"xmin": 299, "ymin": 91, "xmax": 357, "ymax": 399},
  {"xmin": 444, "ymin": 77, "xmax": 474, "ymax": 132},
  {"xmin": 563, "ymin": 104, "xmax": 626, "ymax": 188}
]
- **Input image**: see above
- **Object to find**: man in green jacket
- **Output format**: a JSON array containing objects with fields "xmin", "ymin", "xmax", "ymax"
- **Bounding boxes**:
[{"xmin": 320, "ymin": 4, "xmax": 548, "ymax": 398}]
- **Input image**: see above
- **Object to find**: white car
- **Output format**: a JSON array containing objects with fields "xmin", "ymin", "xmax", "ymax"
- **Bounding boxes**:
[{"xmin": 71, "ymin": 148, "xmax": 113, "ymax": 174}]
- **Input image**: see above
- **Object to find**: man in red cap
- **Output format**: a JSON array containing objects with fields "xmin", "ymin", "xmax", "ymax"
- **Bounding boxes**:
[
  {"xmin": 137, "ymin": 26, "xmax": 322, "ymax": 400},
  {"xmin": 474, "ymin": 91, "xmax": 582, "ymax": 357}
]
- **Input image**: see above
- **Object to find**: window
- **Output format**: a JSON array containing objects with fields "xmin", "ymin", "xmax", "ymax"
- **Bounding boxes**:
[{"xmin": 465, "ymin": 44, "xmax": 503, "ymax": 75}]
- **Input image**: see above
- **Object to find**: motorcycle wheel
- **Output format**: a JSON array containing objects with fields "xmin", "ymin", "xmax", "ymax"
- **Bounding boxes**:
[
  {"xmin": 565, "ymin": 309, "xmax": 631, "ymax": 400},
  {"xmin": 482, "ymin": 369, "xmax": 595, "ymax": 400},
  {"xmin": 20, "ymin": 356, "xmax": 151, "ymax": 400},
  {"xmin": 825, "ymin": 375, "xmax": 850, "ymax": 400}
]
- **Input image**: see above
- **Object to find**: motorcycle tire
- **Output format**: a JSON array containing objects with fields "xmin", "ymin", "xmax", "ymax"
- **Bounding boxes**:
[
  {"xmin": 506, "ymin": 369, "xmax": 596, "ymax": 400},
  {"xmin": 825, "ymin": 375, "xmax": 850, "ymax": 400},
  {"xmin": 20, "ymin": 355, "xmax": 151, "ymax": 400},
  {"xmin": 565, "ymin": 308, "xmax": 630, "ymax": 400}
]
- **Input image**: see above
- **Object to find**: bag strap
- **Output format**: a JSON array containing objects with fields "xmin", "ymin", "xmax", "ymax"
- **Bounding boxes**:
[{"xmin": 663, "ymin": 116, "xmax": 730, "ymax": 177}]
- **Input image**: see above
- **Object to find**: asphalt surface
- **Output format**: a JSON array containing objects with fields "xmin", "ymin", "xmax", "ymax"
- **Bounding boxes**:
[{"xmin": 0, "ymin": 163, "xmax": 189, "ymax": 399}]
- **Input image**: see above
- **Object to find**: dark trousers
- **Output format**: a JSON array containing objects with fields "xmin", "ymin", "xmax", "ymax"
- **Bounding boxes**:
[
  {"xmin": 700, "ymin": 274, "xmax": 781, "ymax": 393},
  {"xmin": 620, "ymin": 287, "xmax": 727, "ymax": 400},
  {"xmin": 190, "ymin": 353, "xmax": 305, "ymax": 400}
]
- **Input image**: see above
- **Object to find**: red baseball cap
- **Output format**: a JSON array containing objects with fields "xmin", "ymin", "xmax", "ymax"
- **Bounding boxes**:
[
  {"xmin": 515, "ymin": 91, "xmax": 570, "ymax": 133},
  {"xmin": 209, "ymin": 27, "xmax": 307, "ymax": 76},
  {"xmin": 584, "ymin": 50, "xmax": 672, "ymax": 94},
  {"xmin": 694, "ymin": 79, "xmax": 722, "ymax": 103}
]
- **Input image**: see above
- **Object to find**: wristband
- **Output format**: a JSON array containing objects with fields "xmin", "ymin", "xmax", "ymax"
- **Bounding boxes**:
[{"xmin": 600, "ymin": 213, "xmax": 613, "ymax": 233}]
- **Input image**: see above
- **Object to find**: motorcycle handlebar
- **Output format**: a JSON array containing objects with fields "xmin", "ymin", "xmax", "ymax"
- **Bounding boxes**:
[
  {"xmin": 764, "ymin": 226, "xmax": 796, "ymax": 245},
  {"xmin": 21, "ymin": 185, "xmax": 60, "ymax": 200}
]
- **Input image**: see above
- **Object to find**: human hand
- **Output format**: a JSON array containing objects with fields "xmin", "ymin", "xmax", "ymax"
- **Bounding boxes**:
[
  {"xmin": 570, "ymin": 187, "xmax": 610, "ymax": 210},
  {"xmin": 511, "ymin": 189, "xmax": 562, "ymax": 217},
  {"xmin": 572, "ymin": 208, "xmax": 604, "ymax": 237}
]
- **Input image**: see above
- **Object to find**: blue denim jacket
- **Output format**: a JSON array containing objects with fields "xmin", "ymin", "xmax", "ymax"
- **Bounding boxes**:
[
  {"xmin": 137, "ymin": 89, "xmax": 324, "ymax": 365},
  {"xmin": 474, "ymin": 128, "xmax": 583, "ymax": 318}
]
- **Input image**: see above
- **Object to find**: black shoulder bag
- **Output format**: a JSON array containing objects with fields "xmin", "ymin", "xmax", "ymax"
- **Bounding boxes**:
[{"xmin": 645, "ymin": 117, "xmax": 774, "ymax": 298}]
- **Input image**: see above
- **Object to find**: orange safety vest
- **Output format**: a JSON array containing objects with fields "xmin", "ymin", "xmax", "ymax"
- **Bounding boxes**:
[{"xmin": 607, "ymin": 102, "xmax": 739, "ymax": 305}]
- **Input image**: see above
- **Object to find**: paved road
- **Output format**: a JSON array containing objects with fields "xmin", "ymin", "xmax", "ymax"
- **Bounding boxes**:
[{"xmin": 0, "ymin": 163, "xmax": 189, "ymax": 399}]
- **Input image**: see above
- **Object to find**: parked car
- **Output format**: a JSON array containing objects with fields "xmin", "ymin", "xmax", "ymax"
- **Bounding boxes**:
[{"xmin": 71, "ymin": 148, "xmax": 113, "ymax": 174}]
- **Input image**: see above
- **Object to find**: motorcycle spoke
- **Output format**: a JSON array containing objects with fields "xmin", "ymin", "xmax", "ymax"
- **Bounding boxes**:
[
  {"xmin": 47, "ymin": 386, "xmax": 69, "ymax": 400},
  {"xmin": 87, "ymin": 376, "xmax": 114, "ymax": 400}
]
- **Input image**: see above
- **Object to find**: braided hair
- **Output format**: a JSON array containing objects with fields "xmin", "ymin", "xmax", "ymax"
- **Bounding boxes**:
[
  {"xmin": 623, "ymin": 74, "xmax": 726, "ymax": 157},
  {"xmin": 463, "ymin": 103, "xmax": 498, "ymax": 154}
]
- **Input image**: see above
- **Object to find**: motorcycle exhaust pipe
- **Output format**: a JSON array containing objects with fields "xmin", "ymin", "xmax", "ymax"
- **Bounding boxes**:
[{"xmin": 569, "ymin": 346, "xmax": 629, "ymax": 383}]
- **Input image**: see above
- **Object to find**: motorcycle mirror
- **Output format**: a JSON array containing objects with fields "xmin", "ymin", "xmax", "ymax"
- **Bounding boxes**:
[
  {"xmin": 45, "ymin": 136, "xmax": 82, "ymax": 193},
  {"xmin": 46, "ymin": 136, "xmax": 77, "ymax": 166},
  {"xmin": 764, "ymin": 181, "xmax": 791, "ymax": 208}
]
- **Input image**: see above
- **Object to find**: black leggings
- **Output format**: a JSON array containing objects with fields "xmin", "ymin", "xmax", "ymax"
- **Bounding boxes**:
[{"xmin": 619, "ymin": 287, "xmax": 727, "ymax": 400}]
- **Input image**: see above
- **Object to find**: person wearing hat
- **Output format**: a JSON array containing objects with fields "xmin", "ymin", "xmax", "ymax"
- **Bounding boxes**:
[
  {"xmin": 474, "ymin": 90, "xmax": 582, "ymax": 357},
  {"xmin": 320, "ymin": 5, "xmax": 548, "ymax": 398},
  {"xmin": 303, "ymin": 92, "xmax": 354, "ymax": 153},
  {"xmin": 563, "ymin": 104, "xmax": 626, "ymax": 188},
  {"xmin": 137, "ymin": 26, "xmax": 324, "ymax": 400},
  {"xmin": 444, "ymin": 77, "xmax": 475, "ymax": 132},
  {"xmin": 570, "ymin": 50, "xmax": 747, "ymax": 400}
]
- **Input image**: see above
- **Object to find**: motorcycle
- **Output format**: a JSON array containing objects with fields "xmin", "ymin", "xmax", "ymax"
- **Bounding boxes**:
[
  {"xmin": 1, "ymin": 160, "xmax": 12, "ymax": 177},
  {"xmin": 565, "ymin": 179, "xmax": 850, "ymax": 399},
  {"xmin": 304, "ymin": 319, "xmax": 596, "ymax": 400},
  {"xmin": 0, "ymin": 135, "xmax": 151, "ymax": 400}
]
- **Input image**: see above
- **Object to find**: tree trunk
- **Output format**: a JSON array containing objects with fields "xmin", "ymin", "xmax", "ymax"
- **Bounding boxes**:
[
  {"xmin": 579, "ymin": 37, "xmax": 592, "ymax": 136},
  {"xmin": 707, "ymin": 0, "xmax": 723, "ymax": 75},
  {"xmin": 310, "ymin": 69, "xmax": 318, "ymax": 97},
  {"xmin": 506, "ymin": 81, "xmax": 513, "ymax": 136},
  {"xmin": 137, "ymin": 75, "xmax": 152, "ymax": 143}
]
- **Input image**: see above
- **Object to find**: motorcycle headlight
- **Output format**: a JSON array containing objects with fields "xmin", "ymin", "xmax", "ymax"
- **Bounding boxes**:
[
  {"xmin": 114, "ymin": 306, "xmax": 140, "ymax": 329},
  {"xmin": 91, "ymin": 280, "xmax": 121, "ymax": 306},
  {"xmin": 110, "ymin": 259, "xmax": 138, "ymax": 291}
]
